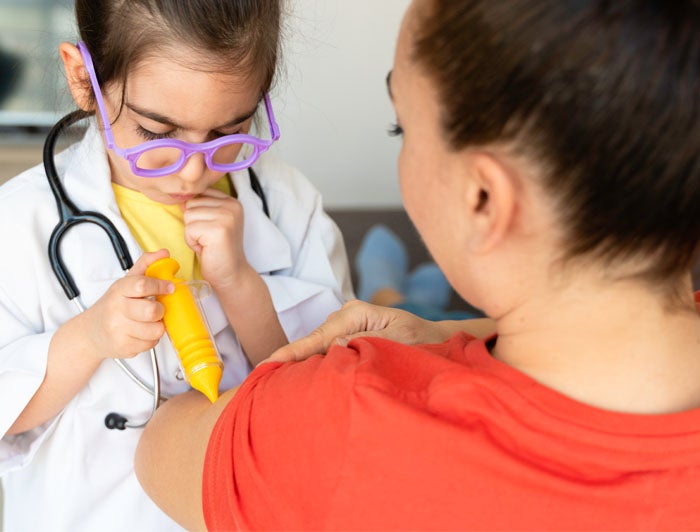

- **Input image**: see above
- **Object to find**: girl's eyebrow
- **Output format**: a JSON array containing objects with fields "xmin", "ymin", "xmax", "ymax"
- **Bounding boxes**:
[{"xmin": 125, "ymin": 102, "xmax": 259, "ymax": 130}]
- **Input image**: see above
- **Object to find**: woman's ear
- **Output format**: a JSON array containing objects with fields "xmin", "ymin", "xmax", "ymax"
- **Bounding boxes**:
[
  {"xmin": 59, "ymin": 42, "xmax": 93, "ymax": 111},
  {"xmin": 463, "ymin": 151, "xmax": 517, "ymax": 254}
]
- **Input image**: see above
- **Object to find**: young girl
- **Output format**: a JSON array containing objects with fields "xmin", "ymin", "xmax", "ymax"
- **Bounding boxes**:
[{"xmin": 0, "ymin": 1, "xmax": 352, "ymax": 530}]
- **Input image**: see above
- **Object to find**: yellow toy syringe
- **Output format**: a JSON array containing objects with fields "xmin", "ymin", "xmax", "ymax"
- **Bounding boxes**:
[{"xmin": 145, "ymin": 257, "xmax": 223, "ymax": 402}]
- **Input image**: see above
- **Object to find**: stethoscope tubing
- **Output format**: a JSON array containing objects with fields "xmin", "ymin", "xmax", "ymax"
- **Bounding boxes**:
[
  {"xmin": 71, "ymin": 297, "xmax": 162, "ymax": 429},
  {"xmin": 44, "ymin": 111, "xmax": 162, "ymax": 429},
  {"xmin": 44, "ymin": 110, "xmax": 133, "ymax": 301}
]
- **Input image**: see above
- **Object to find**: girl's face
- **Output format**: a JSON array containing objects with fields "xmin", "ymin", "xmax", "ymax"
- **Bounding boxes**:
[{"xmin": 100, "ymin": 48, "xmax": 262, "ymax": 204}]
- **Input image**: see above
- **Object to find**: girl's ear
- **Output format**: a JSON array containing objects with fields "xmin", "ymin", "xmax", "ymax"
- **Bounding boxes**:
[
  {"xmin": 463, "ymin": 151, "xmax": 518, "ymax": 255},
  {"xmin": 59, "ymin": 42, "xmax": 93, "ymax": 111}
]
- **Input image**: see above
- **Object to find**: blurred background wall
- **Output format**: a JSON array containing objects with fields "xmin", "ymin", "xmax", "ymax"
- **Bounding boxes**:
[{"xmin": 270, "ymin": 0, "xmax": 408, "ymax": 209}]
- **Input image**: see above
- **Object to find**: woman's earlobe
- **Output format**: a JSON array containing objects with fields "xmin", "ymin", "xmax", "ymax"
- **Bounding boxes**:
[{"xmin": 58, "ymin": 42, "xmax": 93, "ymax": 111}]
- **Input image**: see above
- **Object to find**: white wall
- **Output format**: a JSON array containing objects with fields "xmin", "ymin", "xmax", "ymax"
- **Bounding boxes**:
[{"xmin": 271, "ymin": 0, "xmax": 409, "ymax": 209}]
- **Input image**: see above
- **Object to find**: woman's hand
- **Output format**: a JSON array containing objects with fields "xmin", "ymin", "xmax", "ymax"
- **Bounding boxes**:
[
  {"xmin": 262, "ymin": 300, "xmax": 496, "ymax": 364},
  {"xmin": 82, "ymin": 249, "xmax": 173, "ymax": 359},
  {"xmin": 183, "ymin": 188, "xmax": 248, "ymax": 290}
]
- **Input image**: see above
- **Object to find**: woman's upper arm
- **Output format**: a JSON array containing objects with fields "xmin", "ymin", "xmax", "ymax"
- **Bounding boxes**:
[
  {"xmin": 136, "ymin": 355, "xmax": 355, "ymax": 531},
  {"xmin": 135, "ymin": 387, "xmax": 238, "ymax": 531}
]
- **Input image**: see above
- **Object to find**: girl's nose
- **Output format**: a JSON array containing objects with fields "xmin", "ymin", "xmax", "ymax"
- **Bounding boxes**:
[{"xmin": 176, "ymin": 152, "xmax": 207, "ymax": 183}]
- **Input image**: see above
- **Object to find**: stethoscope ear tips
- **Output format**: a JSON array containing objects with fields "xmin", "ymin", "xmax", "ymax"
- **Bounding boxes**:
[{"xmin": 105, "ymin": 413, "xmax": 128, "ymax": 430}]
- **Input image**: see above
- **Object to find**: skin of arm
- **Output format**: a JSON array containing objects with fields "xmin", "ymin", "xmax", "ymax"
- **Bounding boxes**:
[
  {"xmin": 263, "ymin": 299, "xmax": 496, "ymax": 365},
  {"xmin": 135, "ymin": 387, "xmax": 238, "ymax": 532},
  {"xmin": 6, "ymin": 250, "xmax": 173, "ymax": 435},
  {"xmin": 184, "ymin": 189, "xmax": 287, "ymax": 366},
  {"xmin": 213, "ymin": 263, "xmax": 288, "ymax": 366}
]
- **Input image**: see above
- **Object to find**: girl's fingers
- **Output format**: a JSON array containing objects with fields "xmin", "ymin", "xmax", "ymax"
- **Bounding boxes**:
[
  {"xmin": 119, "ymin": 251, "xmax": 175, "ymax": 298},
  {"xmin": 189, "ymin": 188, "xmax": 230, "ymax": 201},
  {"xmin": 120, "ymin": 276, "xmax": 174, "ymax": 299},
  {"xmin": 127, "ymin": 249, "xmax": 170, "ymax": 277},
  {"xmin": 184, "ymin": 219, "xmax": 239, "ymax": 254},
  {"xmin": 123, "ymin": 298, "xmax": 165, "ymax": 323},
  {"xmin": 184, "ymin": 201, "xmax": 241, "ymax": 226},
  {"xmin": 183, "ymin": 207, "xmax": 231, "ymax": 224},
  {"xmin": 184, "ymin": 199, "xmax": 230, "ymax": 211},
  {"xmin": 124, "ymin": 320, "xmax": 166, "ymax": 344}
]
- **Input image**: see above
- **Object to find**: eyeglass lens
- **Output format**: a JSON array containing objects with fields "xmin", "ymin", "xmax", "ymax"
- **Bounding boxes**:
[{"xmin": 134, "ymin": 141, "xmax": 257, "ymax": 172}]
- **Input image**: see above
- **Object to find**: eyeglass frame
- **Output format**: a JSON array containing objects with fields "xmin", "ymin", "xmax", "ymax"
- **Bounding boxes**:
[{"xmin": 77, "ymin": 41, "xmax": 281, "ymax": 178}]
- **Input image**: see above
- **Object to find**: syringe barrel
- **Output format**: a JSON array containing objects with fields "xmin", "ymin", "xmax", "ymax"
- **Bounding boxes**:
[{"xmin": 146, "ymin": 258, "xmax": 223, "ymax": 402}]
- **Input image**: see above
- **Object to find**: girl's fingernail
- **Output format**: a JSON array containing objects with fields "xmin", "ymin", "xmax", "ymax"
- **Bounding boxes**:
[{"xmin": 335, "ymin": 337, "xmax": 349, "ymax": 347}]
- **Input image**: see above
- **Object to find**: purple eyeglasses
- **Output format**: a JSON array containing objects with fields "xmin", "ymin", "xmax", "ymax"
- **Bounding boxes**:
[{"xmin": 77, "ymin": 41, "xmax": 281, "ymax": 178}]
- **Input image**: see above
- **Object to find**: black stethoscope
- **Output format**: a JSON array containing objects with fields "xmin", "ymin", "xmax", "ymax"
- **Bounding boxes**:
[{"xmin": 43, "ymin": 109, "xmax": 269, "ymax": 430}]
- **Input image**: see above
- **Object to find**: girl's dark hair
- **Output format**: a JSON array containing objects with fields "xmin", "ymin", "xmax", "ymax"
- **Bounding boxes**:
[
  {"xmin": 413, "ymin": 0, "xmax": 700, "ymax": 282},
  {"xmin": 75, "ymin": 0, "xmax": 282, "ymax": 95}
]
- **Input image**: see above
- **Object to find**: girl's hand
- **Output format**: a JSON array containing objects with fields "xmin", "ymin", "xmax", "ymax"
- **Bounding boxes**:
[
  {"xmin": 183, "ymin": 188, "xmax": 248, "ymax": 289},
  {"xmin": 83, "ymin": 249, "xmax": 174, "ymax": 359}
]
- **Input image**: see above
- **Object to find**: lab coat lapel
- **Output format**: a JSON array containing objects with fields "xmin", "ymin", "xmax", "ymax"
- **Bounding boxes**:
[
  {"xmin": 230, "ymin": 167, "xmax": 332, "ymax": 317},
  {"xmin": 57, "ymin": 122, "xmax": 142, "ymax": 307},
  {"xmin": 231, "ymin": 169, "xmax": 292, "ymax": 274}
]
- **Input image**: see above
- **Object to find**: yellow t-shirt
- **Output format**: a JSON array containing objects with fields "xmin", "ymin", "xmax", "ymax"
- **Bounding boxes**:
[{"xmin": 112, "ymin": 176, "xmax": 233, "ymax": 281}]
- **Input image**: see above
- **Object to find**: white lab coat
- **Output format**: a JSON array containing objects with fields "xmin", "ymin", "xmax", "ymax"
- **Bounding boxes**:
[{"xmin": 0, "ymin": 122, "xmax": 353, "ymax": 532}]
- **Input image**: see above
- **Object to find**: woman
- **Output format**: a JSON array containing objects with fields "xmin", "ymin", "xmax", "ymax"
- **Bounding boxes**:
[{"xmin": 136, "ymin": 0, "xmax": 700, "ymax": 529}]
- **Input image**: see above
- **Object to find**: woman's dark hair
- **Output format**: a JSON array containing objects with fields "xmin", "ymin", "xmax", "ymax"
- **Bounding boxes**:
[
  {"xmin": 75, "ymin": 0, "xmax": 282, "ymax": 98},
  {"xmin": 413, "ymin": 0, "xmax": 700, "ymax": 283}
]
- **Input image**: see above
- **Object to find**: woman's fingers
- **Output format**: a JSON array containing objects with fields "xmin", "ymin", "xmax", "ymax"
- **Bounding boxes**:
[
  {"xmin": 261, "ymin": 300, "xmax": 384, "ymax": 365},
  {"xmin": 262, "ymin": 328, "xmax": 336, "ymax": 365}
]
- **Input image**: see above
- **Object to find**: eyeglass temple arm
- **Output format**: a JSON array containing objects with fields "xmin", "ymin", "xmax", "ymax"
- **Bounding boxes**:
[
  {"xmin": 263, "ymin": 93, "xmax": 281, "ymax": 141},
  {"xmin": 77, "ymin": 41, "xmax": 118, "ymax": 150}
]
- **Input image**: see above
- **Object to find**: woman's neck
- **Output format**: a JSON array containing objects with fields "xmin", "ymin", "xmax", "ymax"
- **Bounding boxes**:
[{"xmin": 491, "ymin": 273, "xmax": 700, "ymax": 414}]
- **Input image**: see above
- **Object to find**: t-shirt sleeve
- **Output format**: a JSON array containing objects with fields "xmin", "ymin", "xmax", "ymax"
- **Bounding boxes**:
[{"xmin": 202, "ymin": 349, "xmax": 358, "ymax": 531}]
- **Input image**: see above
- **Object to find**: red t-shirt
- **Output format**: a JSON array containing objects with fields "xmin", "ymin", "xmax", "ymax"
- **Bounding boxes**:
[{"xmin": 204, "ymin": 301, "xmax": 700, "ymax": 530}]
